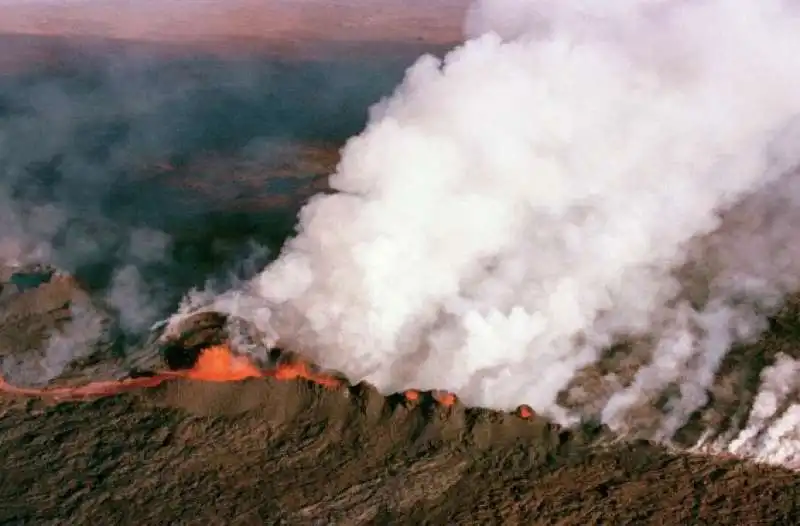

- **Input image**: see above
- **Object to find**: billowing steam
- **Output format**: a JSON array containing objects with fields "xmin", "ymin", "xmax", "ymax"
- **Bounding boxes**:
[
  {"xmin": 183, "ymin": 0, "xmax": 800, "ymax": 448},
  {"xmin": 695, "ymin": 352, "xmax": 800, "ymax": 469}
]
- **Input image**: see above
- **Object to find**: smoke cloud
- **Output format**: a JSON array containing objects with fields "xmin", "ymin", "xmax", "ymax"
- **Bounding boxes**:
[{"xmin": 182, "ymin": 0, "xmax": 800, "ymax": 451}]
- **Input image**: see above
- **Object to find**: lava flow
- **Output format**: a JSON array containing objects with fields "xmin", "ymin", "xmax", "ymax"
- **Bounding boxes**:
[
  {"xmin": 0, "ymin": 344, "xmax": 529, "ymax": 417},
  {"xmin": 0, "ymin": 375, "xmax": 175, "ymax": 400},
  {"xmin": 0, "ymin": 343, "xmax": 342, "ymax": 400}
]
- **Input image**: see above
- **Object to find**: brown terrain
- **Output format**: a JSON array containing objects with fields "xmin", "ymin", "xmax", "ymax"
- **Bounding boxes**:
[{"xmin": 0, "ymin": 2, "xmax": 799, "ymax": 524}]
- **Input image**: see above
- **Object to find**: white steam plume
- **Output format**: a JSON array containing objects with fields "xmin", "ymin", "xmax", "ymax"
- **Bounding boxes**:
[
  {"xmin": 177, "ymin": 0, "xmax": 800, "ymax": 437},
  {"xmin": 693, "ymin": 353, "xmax": 800, "ymax": 469}
]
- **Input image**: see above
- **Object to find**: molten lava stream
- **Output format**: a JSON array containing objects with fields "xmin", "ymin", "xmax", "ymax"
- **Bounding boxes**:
[
  {"xmin": 0, "ymin": 343, "xmax": 342, "ymax": 400},
  {"xmin": 0, "ymin": 375, "xmax": 175, "ymax": 400}
]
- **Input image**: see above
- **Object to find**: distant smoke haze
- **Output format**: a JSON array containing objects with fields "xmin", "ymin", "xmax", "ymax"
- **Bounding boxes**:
[{"xmin": 1, "ymin": 4, "xmax": 438, "ymax": 384}]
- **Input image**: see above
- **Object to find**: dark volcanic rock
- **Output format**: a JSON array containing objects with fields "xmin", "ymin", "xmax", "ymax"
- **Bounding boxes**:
[{"xmin": 0, "ymin": 370, "xmax": 797, "ymax": 525}]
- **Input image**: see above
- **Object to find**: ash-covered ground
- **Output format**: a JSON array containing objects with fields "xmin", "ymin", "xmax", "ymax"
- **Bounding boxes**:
[{"xmin": 1, "ymin": 7, "xmax": 800, "ymax": 524}]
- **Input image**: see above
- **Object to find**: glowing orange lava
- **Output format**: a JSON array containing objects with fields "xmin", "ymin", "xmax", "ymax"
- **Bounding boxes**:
[
  {"xmin": 517, "ymin": 405, "xmax": 535, "ymax": 419},
  {"xmin": 404, "ymin": 389, "xmax": 420, "ymax": 402},
  {"xmin": 0, "ymin": 343, "xmax": 514, "ymax": 418},
  {"xmin": 433, "ymin": 391, "xmax": 457, "ymax": 407},
  {"xmin": 269, "ymin": 359, "xmax": 342, "ymax": 388},
  {"xmin": 182, "ymin": 344, "xmax": 263, "ymax": 382},
  {"xmin": 0, "ymin": 342, "xmax": 342, "ymax": 400}
]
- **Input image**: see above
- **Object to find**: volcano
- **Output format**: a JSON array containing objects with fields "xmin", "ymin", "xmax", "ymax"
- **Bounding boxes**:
[
  {"xmin": 1, "ymin": 1, "xmax": 800, "ymax": 524},
  {"xmin": 1, "ymin": 174, "xmax": 799, "ymax": 526},
  {"xmin": 1, "ymin": 281, "xmax": 799, "ymax": 524}
]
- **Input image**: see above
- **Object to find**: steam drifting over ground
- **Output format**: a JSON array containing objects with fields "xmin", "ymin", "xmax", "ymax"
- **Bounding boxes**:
[
  {"xmin": 0, "ymin": 31, "xmax": 427, "ymax": 385},
  {"xmin": 176, "ymin": 0, "xmax": 800, "ymax": 465}
]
